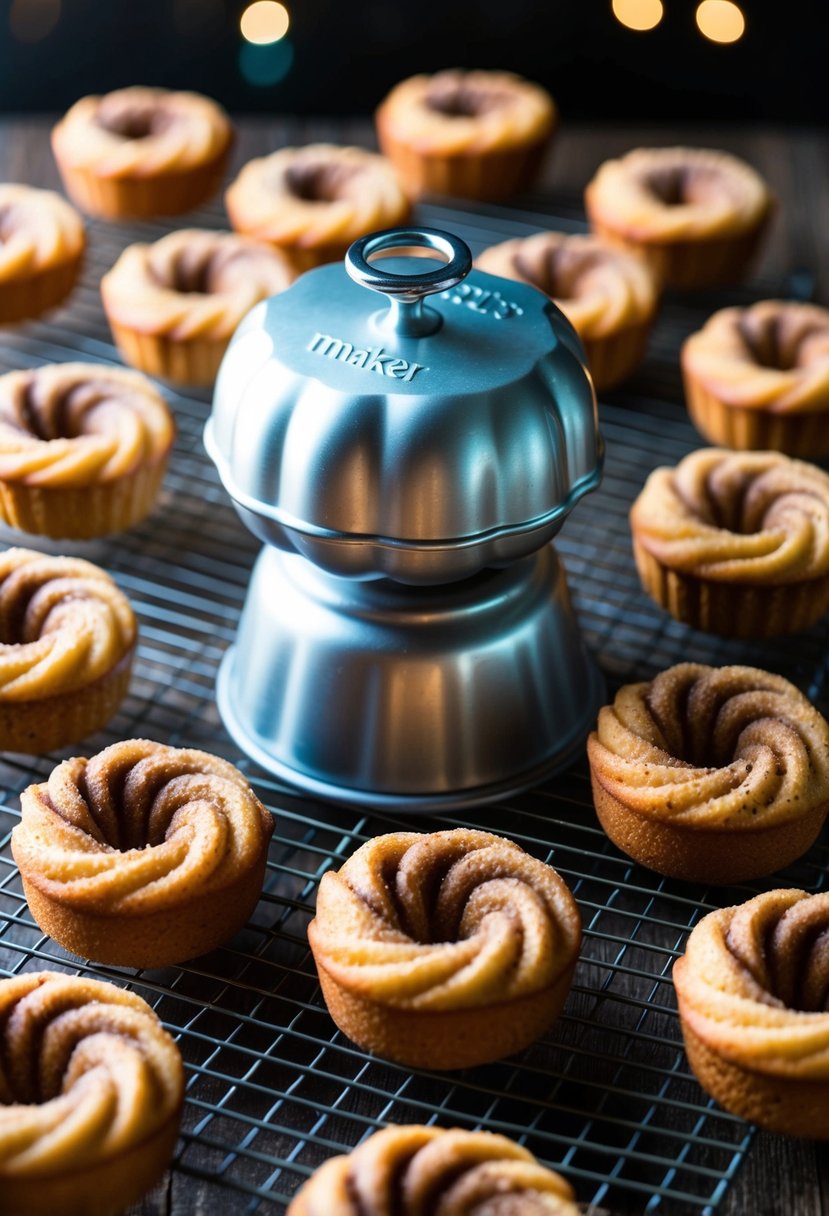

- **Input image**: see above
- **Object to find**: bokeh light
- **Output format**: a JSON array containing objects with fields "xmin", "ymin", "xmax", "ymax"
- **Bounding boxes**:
[
  {"xmin": 696, "ymin": 0, "xmax": 746, "ymax": 43},
  {"xmin": 611, "ymin": 0, "xmax": 664, "ymax": 32},
  {"xmin": 10, "ymin": 0, "xmax": 61, "ymax": 42},
  {"xmin": 238, "ymin": 38, "xmax": 294, "ymax": 87},
  {"xmin": 240, "ymin": 1, "xmax": 290, "ymax": 45}
]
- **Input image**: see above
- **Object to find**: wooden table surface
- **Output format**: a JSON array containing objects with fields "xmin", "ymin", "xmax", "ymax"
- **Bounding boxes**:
[{"xmin": 1, "ymin": 113, "xmax": 829, "ymax": 1216}]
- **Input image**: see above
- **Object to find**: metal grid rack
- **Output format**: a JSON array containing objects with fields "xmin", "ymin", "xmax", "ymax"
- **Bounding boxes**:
[{"xmin": 0, "ymin": 191, "xmax": 827, "ymax": 1216}]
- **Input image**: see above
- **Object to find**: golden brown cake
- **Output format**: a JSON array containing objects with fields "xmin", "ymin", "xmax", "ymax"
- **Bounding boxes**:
[
  {"xmin": 629, "ymin": 447, "xmax": 829, "ymax": 637},
  {"xmin": 51, "ymin": 86, "xmax": 233, "ymax": 219},
  {"xmin": 584, "ymin": 146, "xmax": 773, "ymax": 289},
  {"xmin": 587, "ymin": 663, "xmax": 829, "ymax": 883},
  {"xmin": 286, "ymin": 1124, "xmax": 580, "ymax": 1215},
  {"xmin": 0, "ymin": 970, "xmax": 183, "ymax": 1216},
  {"xmin": 0, "ymin": 362, "xmax": 174, "ymax": 537},
  {"xmin": 224, "ymin": 143, "xmax": 411, "ymax": 272},
  {"xmin": 681, "ymin": 299, "xmax": 829, "ymax": 456},
  {"xmin": 100, "ymin": 228, "xmax": 295, "ymax": 385},
  {"xmin": 0, "ymin": 184, "xmax": 85, "ymax": 324},
  {"xmin": 11, "ymin": 738, "xmax": 274, "ymax": 966},
  {"xmin": 375, "ymin": 69, "xmax": 557, "ymax": 202},
  {"xmin": 307, "ymin": 828, "xmax": 581, "ymax": 1070},
  {"xmin": 674, "ymin": 889, "xmax": 829, "ymax": 1137},
  {"xmin": 475, "ymin": 230, "xmax": 660, "ymax": 391},
  {"xmin": 0, "ymin": 548, "xmax": 136, "ymax": 753}
]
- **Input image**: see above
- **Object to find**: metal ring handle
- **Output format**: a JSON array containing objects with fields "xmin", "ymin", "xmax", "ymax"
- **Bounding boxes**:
[{"xmin": 345, "ymin": 227, "xmax": 472, "ymax": 337}]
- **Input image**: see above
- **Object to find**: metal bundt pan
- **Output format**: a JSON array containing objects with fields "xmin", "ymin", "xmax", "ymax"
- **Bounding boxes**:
[
  {"xmin": 216, "ymin": 543, "xmax": 605, "ymax": 811},
  {"xmin": 209, "ymin": 226, "xmax": 605, "ymax": 807},
  {"xmin": 204, "ymin": 227, "xmax": 603, "ymax": 585}
]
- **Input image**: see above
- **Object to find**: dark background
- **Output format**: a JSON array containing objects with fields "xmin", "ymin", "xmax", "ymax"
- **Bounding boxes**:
[{"xmin": 0, "ymin": 0, "xmax": 826, "ymax": 124}]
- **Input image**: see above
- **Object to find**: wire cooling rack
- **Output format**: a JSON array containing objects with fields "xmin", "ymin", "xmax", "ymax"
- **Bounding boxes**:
[{"xmin": 0, "ymin": 189, "xmax": 827, "ymax": 1216}]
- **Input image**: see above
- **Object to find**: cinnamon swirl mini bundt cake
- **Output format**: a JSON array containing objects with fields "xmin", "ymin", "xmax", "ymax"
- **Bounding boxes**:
[
  {"xmin": 375, "ymin": 69, "xmax": 557, "ymax": 201},
  {"xmin": 307, "ymin": 829, "xmax": 581, "ymax": 1070},
  {"xmin": 224, "ymin": 143, "xmax": 411, "ymax": 272},
  {"xmin": 587, "ymin": 663, "xmax": 829, "ymax": 883},
  {"xmin": 0, "ymin": 362, "xmax": 174, "ymax": 538},
  {"xmin": 681, "ymin": 300, "xmax": 829, "ymax": 456},
  {"xmin": 584, "ymin": 146, "xmax": 773, "ymax": 289},
  {"xmin": 286, "ymin": 1124, "xmax": 580, "ymax": 1216},
  {"xmin": 630, "ymin": 447, "xmax": 829, "ymax": 637},
  {"xmin": 51, "ymin": 86, "xmax": 233, "ymax": 219},
  {"xmin": 0, "ymin": 971, "xmax": 184, "ymax": 1216},
  {"xmin": 11, "ymin": 739, "xmax": 274, "ymax": 967},
  {"xmin": 0, "ymin": 184, "xmax": 85, "ymax": 324},
  {"xmin": 101, "ymin": 228, "xmax": 295, "ymax": 385},
  {"xmin": 0, "ymin": 548, "xmax": 136, "ymax": 753},
  {"xmin": 475, "ymin": 230, "xmax": 660, "ymax": 391},
  {"xmin": 674, "ymin": 889, "xmax": 829, "ymax": 1137}
]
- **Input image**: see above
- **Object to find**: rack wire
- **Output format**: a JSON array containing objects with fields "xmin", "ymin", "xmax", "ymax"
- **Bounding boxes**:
[{"xmin": 0, "ymin": 188, "xmax": 827, "ymax": 1216}]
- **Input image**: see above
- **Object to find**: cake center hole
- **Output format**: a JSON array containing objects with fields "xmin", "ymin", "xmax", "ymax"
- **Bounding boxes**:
[
  {"xmin": 171, "ymin": 261, "xmax": 214, "ymax": 294},
  {"xmin": 96, "ymin": 106, "xmax": 171, "ymax": 141},
  {"xmin": 739, "ymin": 316, "xmax": 801, "ymax": 371},
  {"xmin": 645, "ymin": 167, "xmax": 691, "ymax": 206},
  {"xmin": 425, "ymin": 86, "xmax": 507, "ymax": 118},
  {"xmin": 516, "ymin": 247, "xmax": 601, "ymax": 300},
  {"xmin": 147, "ymin": 247, "xmax": 218, "ymax": 295},
  {"xmin": 285, "ymin": 163, "xmax": 352, "ymax": 203}
]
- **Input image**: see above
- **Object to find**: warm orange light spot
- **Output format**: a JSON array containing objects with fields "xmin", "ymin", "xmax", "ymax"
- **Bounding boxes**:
[
  {"xmin": 611, "ymin": 0, "xmax": 664, "ymax": 32},
  {"xmin": 696, "ymin": 0, "xmax": 746, "ymax": 43},
  {"xmin": 240, "ymin": 1, "xmax": 290, "ymax": 44}
]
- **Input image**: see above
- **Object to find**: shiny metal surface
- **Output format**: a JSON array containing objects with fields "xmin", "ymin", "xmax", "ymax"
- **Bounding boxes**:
[
  {"xmin": 344, "ymin": 226, "xmax": 472, "ymax": 337},
  {"xmin": 216, "ymin": 543, "xmax": 605, "ymax": 810},
  {"xmin": 205, "ymin": 224, "xmax": 602, "ymax": 584}
]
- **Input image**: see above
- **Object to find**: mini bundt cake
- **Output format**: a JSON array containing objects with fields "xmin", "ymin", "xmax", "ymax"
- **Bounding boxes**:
[
  {"xmin": 11, "ymin": 738, "xmax": 274, "ymax": 966},
  {"xmin": 0, "ymin": 970, "xmax": 184, "ymax": 1216},
  {"xmin": 51, "ymin": 85, "xmax": 233, "ymax": 219},
  {"xmin": 307, "ymin": 828, "xmax": 581, "ymax": 1070},
  {"xmin": 0, "ymin": 548, "xmax": 136, "ymax": 753},
  {"xmin": 475, "ymin": 229, "xmax": 660, "ymax": 391},
  {"xmin": 587, "ymin": 663, "xmax": 829, "ymax": 883},
  {"xmin": 584, "ymin": 146, "xmax": 773, "ymax": 289},
  {"xmin": 681, "ymin": 299, "xmax": 829, "ymax": 456},
  {"xmin": 0, "ymin": 362, "xmax": 175, "ymax": 537},
  {"xmin": 286, "ymin": 1124, "xmax": 580, "ymax": 1215},
  {"xmin": 224, "ymin": 143, "xmax": 411, "ymax": 272},
  {"xmin": 100, "ymin": 228, "xmax": 295, "ymax": 385},
  {"xmin": 674, "ymin": 889, "xmax": 829, "ymax": 1137},
  {"xmin": 629, "ymin": 447, "xmax": 829, "ymax": 636},
  {"xmin": 375, "ymin": 68, "xmax": 557, "ymax": 201},
  {"xmin": 0, "ymin": 184, "xmax": 85, "ymax": 324}
]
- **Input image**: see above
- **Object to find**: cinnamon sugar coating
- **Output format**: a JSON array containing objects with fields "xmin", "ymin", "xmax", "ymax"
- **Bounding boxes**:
[
  {"xmin": 0, "ymin": 548, "xmax": 136, "ymax": 753},
  {"xmin": 681, "ymin": 300, "xmax": 829, "ymax": 455},
  {"xmin": 476, "ymin": 230, "xmax": 659, "ymax": 390},
  {"xmin": 0, "ymin": 184, "xmax": 85, "ymax": 324},
  {"xmin": 287, "ymin": 1124, "xmax": 579, "ymax": 1215},
  {"xmin": 588, "ymin": 663, "xmax": 829, "ymax": 882},
  {"xmin": 630, "ymin": 447, "xmax": 829, "ymax": 636},
  {"xmin": 0, "ymin": 970, "xmax": 183, "ymax": 1216},
  {"xmin": 375, "ymin": 69, "xmax": 557, "ymax": 201},
  {"xmin": 307, "ymin": 828, "xmax": 581, "ymax": 1069},
  {"xmin": 0, "ymin": 362, "xmax": 174, "ymax": 537},
  {"xmin": 584, "ymin": 147, "xmax": 773, "ymax": 288},
  {"xmin": 674, "ymin": 890, "xmax": 829, "ymax": 1136},
  {"xmin": 12, "ymin": 739, "xmax": 274, "ymax": 966},
  {"xmin": 51, "ymin": 86, "xmax": 233, "ymax": 219},
  {"xmin": 224, "ymin": 143, "xmax": 410, "ymax": 271},
  {"xmin": 101, "ymin": 228, "xmax": 295, "ymax": 385}
]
